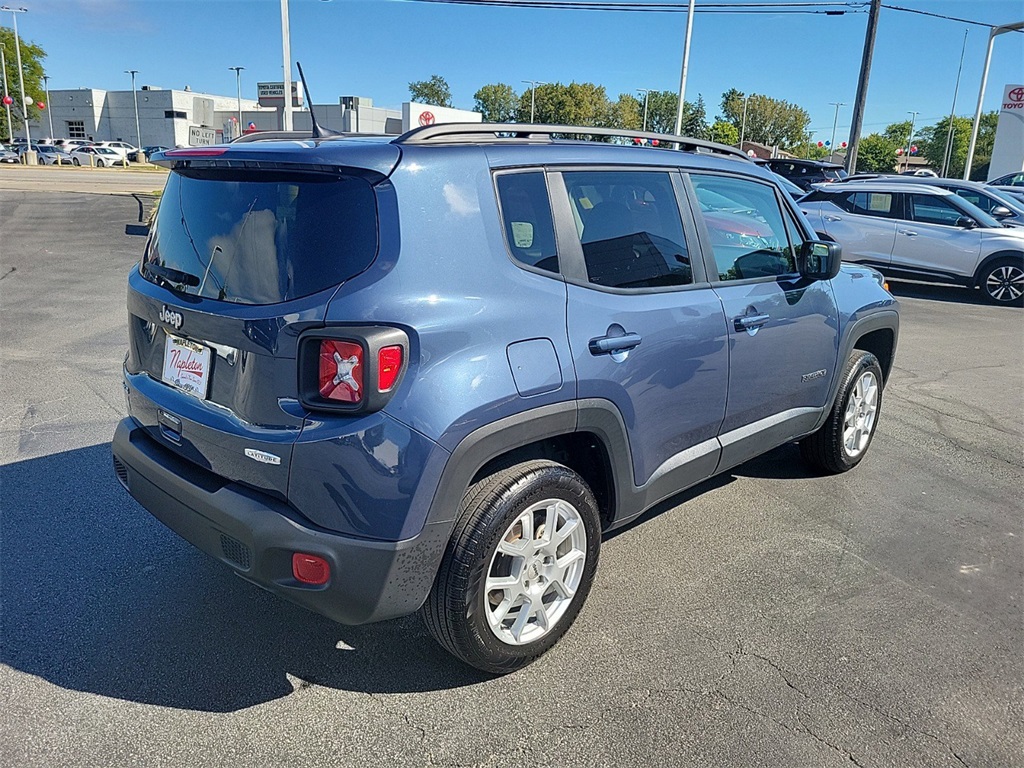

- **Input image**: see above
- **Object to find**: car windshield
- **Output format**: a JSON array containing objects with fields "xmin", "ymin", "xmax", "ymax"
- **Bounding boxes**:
[{"xmin": 142, "ymin": 168, "xmax": 379, "ymax": 305}]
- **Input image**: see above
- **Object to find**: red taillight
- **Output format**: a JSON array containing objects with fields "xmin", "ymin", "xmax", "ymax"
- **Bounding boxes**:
[
  {"xmin": 318, "ymin": 340, "xmax": 363, "ymax": 403},
  {"xmin": 163, "ymin": 147, "xmax": 229, "ymax": 157},
  {"xmin": 377, "ymin": 345, "xmax": 403, "ymax": 392},
  {"xmin": 292, "ymin": 553, "xmax": 330, "ymax": 585}
]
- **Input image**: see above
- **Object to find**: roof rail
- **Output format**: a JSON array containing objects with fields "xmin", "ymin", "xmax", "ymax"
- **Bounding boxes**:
[
  {"xmin": 393, "ymin": 123, "xmax": 752, "ymax": 161},
  {"xmin": 230, "ymin": 130, "xmax": 391, "ymax": 144}
]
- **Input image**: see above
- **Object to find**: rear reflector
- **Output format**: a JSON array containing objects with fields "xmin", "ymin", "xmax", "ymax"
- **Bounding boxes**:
[
  {"xmin": 318, "ymin": 340, "xmax": 363, "ymax": 403},
  {"xmin": 377, "ymin": 345, "xmax": 403, "ymax": 392},
  {"xmin": 292, "ymin": 553, "xmax": 330, "ymax": 585}
]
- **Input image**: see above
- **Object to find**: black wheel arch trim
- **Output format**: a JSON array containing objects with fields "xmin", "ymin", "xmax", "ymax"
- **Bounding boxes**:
[{"xmin": 974, "ymin": 250, "xmax": 1024, "ymax": 287}]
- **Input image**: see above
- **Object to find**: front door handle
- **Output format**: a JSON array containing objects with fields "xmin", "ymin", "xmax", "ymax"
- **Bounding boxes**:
[
  {"xmin": 899, "ymin": 229, "xmax": 918, "ymax": 237},
  {"xmin": 589, "ymin": 332, "xmax": 642, "ymax": 355},
  {"xmin": 824, "ymin": 215, "xmax": 843, "ymax": 222},
  {"xmin": 734, "ymin": 313, "xmax": 771, "ymax": 333}
]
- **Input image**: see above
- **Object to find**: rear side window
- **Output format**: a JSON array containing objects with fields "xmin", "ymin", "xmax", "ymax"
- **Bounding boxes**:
[
  {"xmin": 835, "ymin": 191, "xmax": 897, "ymax": 218},
  {"xmin": 143, "ymin": 169, "xmax": 378, "ymax": 305},
  {"xmin": 691, "ymin": 174, "xmax": 798, "ymax": 281},
  {"xmin": 495, "ymin": 172, "xmax": 559, "ymax": 274},
  {"xmin": 561, "ymin": 170, "xmax": 692, "ymax": 289}
]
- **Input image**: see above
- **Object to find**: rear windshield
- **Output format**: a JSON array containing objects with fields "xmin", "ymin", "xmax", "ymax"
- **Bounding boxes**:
[
  {"xmin": 821, "ymin": 168, "xmax": 846, "ymax": 180},
  {"xmin": 142, "ymin": 169, "xmax": 378, "ymax": 305}
]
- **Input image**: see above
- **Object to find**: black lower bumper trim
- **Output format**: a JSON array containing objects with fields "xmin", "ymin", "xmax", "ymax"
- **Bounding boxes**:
[{"xmin": 111, "ymin": 419, "xmax": 451, "ymax": 625}]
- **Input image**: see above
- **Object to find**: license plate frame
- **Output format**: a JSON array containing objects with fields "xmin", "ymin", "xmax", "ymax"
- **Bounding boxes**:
[{"xmin": 161, "ymin": 334, "xmax": 212, "ymax": 399}]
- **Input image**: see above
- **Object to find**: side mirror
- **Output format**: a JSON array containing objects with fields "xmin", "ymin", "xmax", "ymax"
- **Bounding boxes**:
[
  {"xmin": 955, "ymin": 216, "xmax": 977, "ymax": 229},
  {"xmin": 799, "ymin": 240, "xmax": 842, "ymax": 280},
  {"xmin": 990, "ymin": 205, "xmax": 1012, "ymax": 219}
]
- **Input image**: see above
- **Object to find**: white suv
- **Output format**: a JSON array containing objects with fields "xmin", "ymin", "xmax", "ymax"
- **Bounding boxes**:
[{"xmin": 800, "ymin": 182, "xmax": 1024, "ymax": 305}]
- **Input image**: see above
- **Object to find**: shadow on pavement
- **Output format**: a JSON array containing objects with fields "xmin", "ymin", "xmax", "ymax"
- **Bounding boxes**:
[
  {"xmin": 884, "ymin": 279, "xmax": 989, "ymax": 306},
  {"xmin": 0, "ymin": 444, "xmax": 488, "ymax": 713}
]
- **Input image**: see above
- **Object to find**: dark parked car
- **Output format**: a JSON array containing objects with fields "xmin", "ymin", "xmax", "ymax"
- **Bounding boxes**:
[
  {"xmin": 764, "ymin": 159, "xmax": 847, "ymax": 191},
  {"xmin": 989, "ymin": 172, "xmax": 1024, "ymax": 187},
  {"xmin": 113, "ymin": 124, "xmax": 899, "ymax": 672}
]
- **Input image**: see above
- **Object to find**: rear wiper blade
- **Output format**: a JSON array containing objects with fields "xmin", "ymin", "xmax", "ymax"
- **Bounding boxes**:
[{"xmin": 145, "ymin": 262, "xmax": 200, "ymax": 287}]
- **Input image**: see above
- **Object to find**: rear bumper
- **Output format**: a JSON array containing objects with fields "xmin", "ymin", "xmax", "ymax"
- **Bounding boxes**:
[{"xmin": 111, "ymin": 418, "xmax": 451, "ymax": 625}]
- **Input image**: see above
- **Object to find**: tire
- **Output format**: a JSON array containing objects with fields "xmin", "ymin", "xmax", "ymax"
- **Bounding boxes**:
[
  {"xmin": 72, "ymin": 158, "xmax": 80, "ymax": 166},
  {"xmin": 977, "ymin": 257, "xmax": 1024, "ymax": 306},
  {"xmin": 422, "ymin": 460, "xmax": 601, "ymax": 674},
  {"xmin": 800, "ymin": 351, "xmax": 884, "ymax": 474},
  {"xmin": 96, "ymin": 159, "xmax": 105, "ymax": 168}
]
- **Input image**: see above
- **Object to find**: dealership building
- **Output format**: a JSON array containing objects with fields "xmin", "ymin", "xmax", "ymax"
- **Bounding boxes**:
[{"xmin": 24, "ymin": 81, "xmax": 480, "ymax": 147}]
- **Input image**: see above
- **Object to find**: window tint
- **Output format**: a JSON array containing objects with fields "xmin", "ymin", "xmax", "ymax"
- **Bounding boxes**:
[
  {"xmin": 910, "ymin": 194, "xmax": 963, "ymax": 226},
  {"xmin": 561, "ymin": 170, "xmax": 692, "ymax": 289},
  {"xmin": 143, "ymin": 169, "xmax": 379, "ymax": 305},
  {"xmin": 495, "ymin": 172, "xmax": 559, "ymax": 274},
  {"xmin": 834, "ymin": 191, "xmax": 897, "ymax": 218},
  {"xmin": 691, "ymin": 174, "xmax": 798, "ymax": 281}
]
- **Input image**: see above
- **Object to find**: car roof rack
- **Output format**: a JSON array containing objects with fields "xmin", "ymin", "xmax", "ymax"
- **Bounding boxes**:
[
  {"xmin": 231, "ymin": 130, "xmax": 390, "ymax": 143},
  {"xmin": 393, "ymin": 123, "xmax": 752, "ymax": 162}
]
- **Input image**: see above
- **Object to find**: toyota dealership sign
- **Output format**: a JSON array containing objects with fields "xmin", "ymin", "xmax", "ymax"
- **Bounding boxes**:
[{"xmin": 988, "ymin": 84, "xmax": 1024, "ymax": 181}]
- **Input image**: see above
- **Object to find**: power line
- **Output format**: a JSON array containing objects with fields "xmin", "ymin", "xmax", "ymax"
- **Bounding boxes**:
[
  {"xmin": 882, "ymin": 3, "xmax": 1024, "ymax": 31},
  {"xmin": 402, "ymin": 0, "xmax": 867, "ymax": 13}
]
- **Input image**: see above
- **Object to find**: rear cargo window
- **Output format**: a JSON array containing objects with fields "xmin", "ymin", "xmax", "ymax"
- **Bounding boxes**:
[{"xmin": 142, "ymin": 169, "xmax": 378, "ymax": 305}]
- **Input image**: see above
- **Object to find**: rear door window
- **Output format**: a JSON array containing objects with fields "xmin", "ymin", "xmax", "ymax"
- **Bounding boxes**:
[
  {"xmin": 560, "ymin": 170, "xmax": 692, "ymax": 289},
  {"xmin": 142, "ymin": 169, "xmax": 378, "ymax": 305}
]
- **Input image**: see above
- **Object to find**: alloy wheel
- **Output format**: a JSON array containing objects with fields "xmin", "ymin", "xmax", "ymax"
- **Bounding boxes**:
[
  {"xmin": 985, "ymin": 264, "xmax": 1024, "ymax": 303},
  {"xmin": 843, "ymin": 370, "xmax": 878, "ymax": 458}
]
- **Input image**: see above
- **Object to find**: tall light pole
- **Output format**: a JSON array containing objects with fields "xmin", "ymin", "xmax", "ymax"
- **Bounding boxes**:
[
  {"xmin": 904, "ymin": 110, "xmax": 919, "ymax": 172},
  {"xmin": 964, "ymin": 20, "xmax": 1024, "ymax": 180},
  {"xmin": 828, "ymin": 101, "xmax": 846, "ymax": 159},
  {"xmin": 521, "ymin": 80, "xmax": 547, "ymax": 123},
  {"xmin": 739, "ymin": 95, "xmax": 749, "ymax": 149},
  {"xmin": 42, "ymin": 73, "xmax": 53, "ymax": 140},
  {"xmin": 845, "ymin": 0, "xmax": 882, "ymax": 173},
  {"xmin": 1, "ymin": 47, "xmax": 12, "ymax": 142},
  {"xmin": 673, "ymin": 0, "xmax": 696, "ymax": 136},
  {"xmin": 125, "ymin": 69, "xmax": 141, "ymax": 149},
  {"xmin": 637, "ymin": 88, "xmax": 652, "ymax": 132},
  {"xmin": 942, "ymin": 29, "xmax": 968, "ymax": 177},
  {"xmin": 280, "ymin": 0, "xmax": 293, "ymax": 130},
  {"xmin": 229, "ymin": 66, "xmax": 244, "ymax": 138},
  {"xmin": 2, "ymin": 6, "xmax": 30, "ymax": 146}
]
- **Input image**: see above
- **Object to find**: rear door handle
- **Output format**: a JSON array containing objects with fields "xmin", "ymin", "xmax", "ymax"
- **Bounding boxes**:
[
  {"xmin": 899, "ymin": 229, "xmax": 918, "ymax": 237},
  {"xmin": 734, "ymin": 314, "xmax": 771, "ymax": 333},
  {"xmin": 589, "ymin": 332, "xmax": 642, "ymax": 355},
  {"xmin": 824, "ymin": 215, "xmax": 843, "ymax": 222}
]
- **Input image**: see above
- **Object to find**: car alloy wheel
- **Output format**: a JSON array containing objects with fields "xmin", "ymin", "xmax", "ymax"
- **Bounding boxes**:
[
  {"xmin": 483, "ymin": 497, "xmax": 588, "ymax": 646},
  {"xmin": 843, "ymin": 370, "xmax": 878, "ymax": 458},
  {"xmin": 984, "ymin": 263, "xmax": 1024, "ymax": 304}
]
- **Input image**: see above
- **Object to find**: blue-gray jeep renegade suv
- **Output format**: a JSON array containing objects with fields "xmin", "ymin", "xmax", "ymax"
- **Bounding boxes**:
[{"xmin": 112, "ymin": 123, "xmax": 899, "ymax": 673}]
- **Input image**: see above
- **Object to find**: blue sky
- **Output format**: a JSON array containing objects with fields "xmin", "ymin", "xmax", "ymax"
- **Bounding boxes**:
[{"xmin": 10, "ymin": 0, "xmax": 1024, "ymax": 142}]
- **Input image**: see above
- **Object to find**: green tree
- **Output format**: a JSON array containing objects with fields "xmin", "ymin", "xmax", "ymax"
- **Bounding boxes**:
[
  {"xmin": 1, "ymin": 28, "xmax": 47, "ymax": 139},
  {"xmin": 612, "ymin": 93, "xmax": 643, "ymax": 131},
  {"xmin": 720, "ymin": 89, "xmax": 810, "ymax": 149},
  {"xmin": 473, "ymin": 83, "xmax": 518, "ymax": 122},
  {"xmin": 918, "ymin": 115, "xmax": 971, "ymax": 177},
  {"xmin": 855, "ymin": 133, "xmax": 899, "ymax": 173},
  {"xmin": 409, "ymin": 74, "xmax": 452, "ymax": 108},
  {"xmin": 521, "ymin": 82, "xmax": 613, "ymax": 129},
  {"xmin": 708, "ymin": 120, "xmax": 738, "ymax": 146},
  {"xmin": 883, "ymin": 120, "xmax": 913, "ymax": 147},
  {"xmin": 641, "ymin": 90, "xmax": 707, "ymax": 137}
]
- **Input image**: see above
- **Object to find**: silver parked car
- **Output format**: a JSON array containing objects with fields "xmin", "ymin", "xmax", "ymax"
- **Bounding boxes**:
[
  {"xmin": 800, "ymin": 181, "xmax": 1024, "ymax": 305},
  {"xmin": 0, "ymin": 144, "xmax": 19, "ymax": 164},
  {"xmin": 17, "ymin": 143, "xmax": 74, "ymax": 165}
]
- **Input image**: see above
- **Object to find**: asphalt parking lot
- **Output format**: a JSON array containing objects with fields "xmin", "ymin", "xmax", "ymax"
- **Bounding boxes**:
[{"xmin": 1, "ymin": 189, "xmax": 1021, "ymax": 768}]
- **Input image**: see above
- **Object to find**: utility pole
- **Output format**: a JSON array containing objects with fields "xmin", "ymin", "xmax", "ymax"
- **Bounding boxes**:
[
  {"xmin": 229, "ymin": 66, "xmax": 245, "ymax": 138},
  {"xmin": 2, "ymin": 5, "xmax": 31, "ymax": 147},
  {"xmin": 125, "ymin": 69, "xmax": 141, "ymax": 149},
  {"xmin": 1, "ymin": 48, "xmax": 12, "ymax": 142},
  {"xmin": 42, "ymin": 74, "xmax": 53, "ymax": 140},
  {"xmin": 522, "ymin": 80, "xmax": 547, "ymax": 123},
  {"xmin": 673, "ymin": 0, "xmax": 696, "ymax": 136},
  {"xmin": 964, "ymin": 20, "xmax": 1024, "ymax": 180},
  {"xmin": 280, "ymin": 0, "xmax": 293, "ymax": 131},
  {"xmin": 942, "ymin": 29, "xmax": 968, "ymax": 177},
  {"xmin": 845, "ymin": 0, "xmax": 881, "ymax": 174},
  {"xmin": 904, "ymin": 111, "xmax": 919, "ymax": 172},
  {"xmin": 638, "ymin": 88, "xmax": 652, "ymax": 132},
  {"xmin": 828, "ymin": 101, "xmax": 846, "ymax": 159}
]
